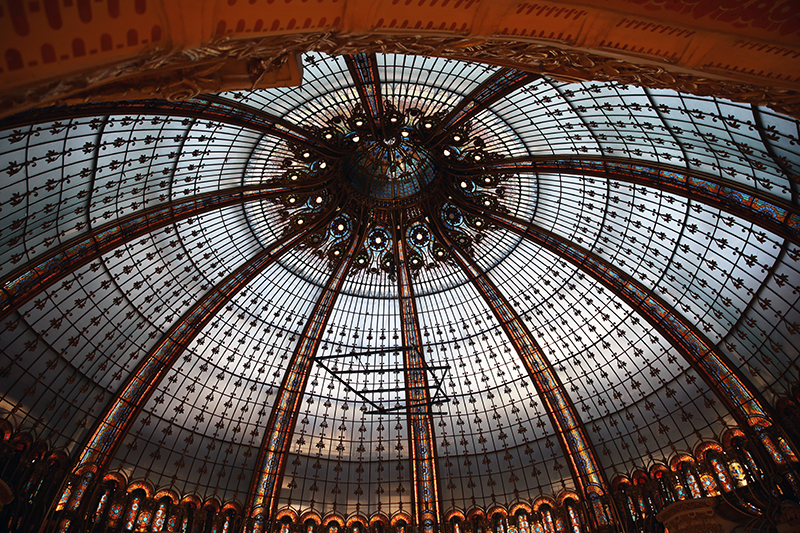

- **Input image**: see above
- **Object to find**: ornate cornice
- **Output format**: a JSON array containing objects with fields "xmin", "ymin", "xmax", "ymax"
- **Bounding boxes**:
[{"xmin": 3, "ymin": 32, "xmax": 799, "ymax": 119}]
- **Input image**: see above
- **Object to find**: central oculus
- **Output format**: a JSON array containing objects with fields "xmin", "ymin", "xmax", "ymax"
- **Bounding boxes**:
[{"xmin": 343, "ymin": 137, "xmax": 437, "ymax": 202}]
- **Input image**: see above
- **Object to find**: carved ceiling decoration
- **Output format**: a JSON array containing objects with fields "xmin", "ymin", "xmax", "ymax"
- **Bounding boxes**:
[{"xmin": 1, "ymin": 0, "xmax": 800, "ymax": 118}]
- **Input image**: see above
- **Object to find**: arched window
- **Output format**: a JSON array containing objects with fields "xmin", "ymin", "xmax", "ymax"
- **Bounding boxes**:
[
  {"xmin": 125, "ymin": 490, "xmax": 146, "ymax": 531},
  {"xmin": 221, "ymin": 510, "xmax": 235, "ymax": 533},
  {"xmin": 538, "ymin": 506, "xmax": 555, "ymax": 533},
  {"xmin": 515, "ymin": 511, "xmax": 530, "ymax": 533},
  {"xmin": 653, "ymin": 470, "xmax": 676, "ymax": 504},
  {"xmin": 253, "ymin": 515, "xmax": 266, "ymax": 533},
  {"xmin": 706, "ymin": 451, "xmax": 734, "ymax": 492},
  {"xmin": 492, "ymin": 513, "xmax": 505, "ymax": 533},
  {"xmin": 280, "ymin": 517, "xmax": 292, "ymax": 533},
  {"xmin": 94, "ymin": 481, "xmax": 118, "ymax": 523},
  {"xmin": 563, "ymin": 499, "xmax": 582, "ymax": 533},
  {"xmin": 136, "ymin": 500, "xmax": 154, "ymax": 532},
  {"xmin": 151, "ymin": 497, "xmax": 170, "ymax": 531},
  {"xmin": 679, "ymin": 463, "xmax": 702, "ymax": 499}
]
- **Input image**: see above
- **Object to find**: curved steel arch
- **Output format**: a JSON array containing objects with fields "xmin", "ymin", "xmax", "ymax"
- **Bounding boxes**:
[
  {"xmin": 459, "ymin": 155, "xmax": 800, "ymax": 245},
  {"xmin": 344, "ymin": 53, "xmax": 385, "ymax": 139},
  {"xmin": 426, "ymin": 68, "xmax": 541, "ymax": 146},
  {"xmin": 0, "ymin": 181, "xmax": 327, "ymax": 323},
  {"xmin": 425, "ymin": 200, "xmax": 614, "ymax": 530},
  {"xmin": 453, "ymin": 194, "xmax": 775, "ymax": 435},
  {"xmin": 0, "ymin": 96, "xmax": 340, "ymax": 156}
]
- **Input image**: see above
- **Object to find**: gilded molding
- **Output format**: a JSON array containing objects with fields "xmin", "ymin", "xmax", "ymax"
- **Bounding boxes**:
[{"xmin": 2, "ymin": 32, "xmax": 799, "ymax": 120}]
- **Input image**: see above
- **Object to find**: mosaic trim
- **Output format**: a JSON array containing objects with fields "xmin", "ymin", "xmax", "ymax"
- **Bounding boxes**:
[
  {"xmin": 434, "ymin": 216, "xmax": 609, "ymax": 506},
  {"xmin": 345, "ymin": 53, "xmax": 384, "ymax": 132},
  {"xmin": 248, "ymin": 219, "xmax": 365, "ymax": 519},
  {"xmin": 396, "ymin": 236, "xmax": 441, "ymax": 524},
  {"xmin": 475, "ymin": 206, "xmax": 772, "ymax": 430}
]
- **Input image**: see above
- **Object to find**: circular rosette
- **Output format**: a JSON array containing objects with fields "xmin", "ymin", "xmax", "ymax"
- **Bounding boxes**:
[
  {"xmin": 290, "ymin": 213, "xmax": 309, "ymax": 228},
  {"xmin": 406, "ymin": 251, "xmax": 424, "ymax": 270},
  {"xmin": 465, "ymin": 149, "xmax": 487, "ymax": 163},
  {"xmin": 306, "ymin": 232, "xmax": 326, "ymax": 248},
  {"xmin": 368, "ymin": 228, "xmax": 391, "ymax": 252},
  {"xmin": 283, "ymin": 194, "xmax": 304, "ymax": 208},
  {"xmin": 353, "ymin": 250, "xmax": 370, "ymax": 270},
  {"xmin": 406, "ymin": 224, "xmax": 430, "ymax": 248},
  {"xmin": 383, "ymin": 108, "xmax": 405, "ymax": 132},
  {"xmin": 320, "ymin": 127, "xmax": 339, "ymax": 143},
  {"xmin": 380, "ymin": 252, "xmax": 396, "ymax": 273},
  {"xmin": 478, "ymin": 195, "xmax": 497, "ymax": 209},
  {"xmin": 442, "ymin": 205, "xmax": 463, "ymax": 227},
  {"xmin": 328, "ymin": 243, "xmax": 347, "ymax": 262},
  {"xmin": 330, "ymin": 215, "xmax": 352, "ymax": 239},
  {"xmin": 467, "ymin": 216, "xmax": 486, "ymax": 230},
  {"xmin": 479, "ymin": 174, "xmax": 498, "ymax": 187},
  {"xmin": 456, "ymin": 179, "xmax": 476, "ymax": 194},
  {"xmin": 348, "ymin": 113, "xmax": 371, "ymax": 132},
  {"xmin": 451, "ymin": 231, "xmax": 471, "ymax": 249},
  {"xmin": 449, "ymin": 130, "xmax": 468, "ymax": 146},
  {"xmin": 432, "ymin": 245, "xmax": 448, "ymax": 261},
  {"xmin": 417, "ymin": 114, "xmax": 439, "ymax": 134},
  {"xmin": 284, "ymin": 169, "xmax": 307, "ymax": 183}
]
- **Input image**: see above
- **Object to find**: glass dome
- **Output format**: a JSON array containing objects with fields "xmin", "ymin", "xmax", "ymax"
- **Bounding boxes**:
[{"xmin": 0, "ymin": 52, "xmax": 799, "ymax": 533}]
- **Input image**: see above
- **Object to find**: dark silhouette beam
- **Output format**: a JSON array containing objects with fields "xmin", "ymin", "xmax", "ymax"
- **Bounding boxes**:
[
  {"xmin": 247, "ymin": 209, "xmax": 368, "ymax": 521},
  {"xmin": 427, "ymin": 69, "xmax": 540, "ymax": 144},
  {"xmin": 344, "ymin": 53, "xmax": 385, "ymax": 138},
  {"xmin": 0, "ymin": 96, "xmax": 341, "ymax": 156},
  {"xmin": 456, "ymin": 155, "xmax": 800, "ymax": 245},
  {"xmin": 0, "ymin": 182, "xmax": 326, "ymax": 323}
]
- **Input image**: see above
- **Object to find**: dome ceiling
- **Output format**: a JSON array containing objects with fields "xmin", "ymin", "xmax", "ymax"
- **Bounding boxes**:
[{"xmin": 0, "ymin": 52, "xmax": 799, "ymax": 524}]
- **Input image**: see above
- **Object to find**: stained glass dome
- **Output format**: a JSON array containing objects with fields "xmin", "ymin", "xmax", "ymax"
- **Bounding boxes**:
[{"xmin": 0, "ymin": 52, "xmax": 799, "ymax": 533}]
